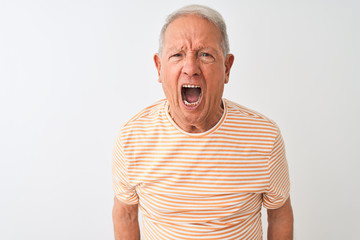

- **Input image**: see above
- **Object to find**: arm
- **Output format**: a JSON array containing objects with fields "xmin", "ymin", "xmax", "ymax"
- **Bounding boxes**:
[
  {"xmin": 112, "ymin": 197, "xmax": 140, "ymax": 240},
  {"xmin": 267, "ymin": 197, "xmax": 294, "ymax": 240}
]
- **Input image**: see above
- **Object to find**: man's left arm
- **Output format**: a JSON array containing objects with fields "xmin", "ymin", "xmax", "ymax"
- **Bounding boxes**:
[{"xmin": 267, "ymin": 197, "xmax": 294, "ymax": 240}]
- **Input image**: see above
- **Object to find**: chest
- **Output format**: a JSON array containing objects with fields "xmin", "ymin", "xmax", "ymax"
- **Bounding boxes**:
[{"xmin": 125, "ymin": 140, "xmax": 271, "ymax": 195}]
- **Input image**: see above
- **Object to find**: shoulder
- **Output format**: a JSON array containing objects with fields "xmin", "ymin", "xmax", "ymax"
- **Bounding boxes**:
[
  {"xmin": 224, "ymin": 98, "xmax": 280, "ymax": 132},
  {"xmin": 117, "ymin": 99, "xmax": 167, "ymax": 135}
]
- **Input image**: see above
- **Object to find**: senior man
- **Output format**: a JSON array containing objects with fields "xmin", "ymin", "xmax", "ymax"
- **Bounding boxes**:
[{"xmin": 112, "ymin": 4, "xmax": 293, "ymax": 240}]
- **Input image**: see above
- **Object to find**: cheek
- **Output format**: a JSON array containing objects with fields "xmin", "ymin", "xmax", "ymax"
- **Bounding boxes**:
[
  {"xmin": 162, "ymin": 81, "xmax": 177, "ymax": 101},
  {"xmin": 164, "ymin": 68, "xmax": 181, "ymax": 88},
  {"xmin": 162, "ymin": 79, "xmax": 177, "ymax": 94},
  {"xmin": 204, "ymin": 73, "xmax": 226, "ymax": 96},
  {"xmin": 161, "ymin": 63, "xmax": 183, "ymax": 96}
]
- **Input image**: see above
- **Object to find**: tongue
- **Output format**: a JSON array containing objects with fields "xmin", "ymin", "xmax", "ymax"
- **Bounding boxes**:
[{"xmin": 185, "ymin": 88, "xmax": 201, "ymax": 103}]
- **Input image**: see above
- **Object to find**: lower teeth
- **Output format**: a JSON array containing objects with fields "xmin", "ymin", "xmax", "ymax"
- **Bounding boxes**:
[{"xmin": 184, "ymin": 94, "xmax": 201, "ymax": 106}]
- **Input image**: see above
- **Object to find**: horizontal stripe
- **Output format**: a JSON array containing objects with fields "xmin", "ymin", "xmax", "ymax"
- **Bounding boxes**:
[{"xmin": 112, "ymin": 98, "xmax": 290, "ymax": 239}]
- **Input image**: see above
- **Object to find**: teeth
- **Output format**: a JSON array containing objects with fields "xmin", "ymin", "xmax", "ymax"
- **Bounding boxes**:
[{"xmin": 183, "ymin": 84, "xmax": 200, "ymax": 88}]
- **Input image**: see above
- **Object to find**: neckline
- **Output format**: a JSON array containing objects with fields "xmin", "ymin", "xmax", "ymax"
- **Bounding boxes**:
[{"xmin": 164, "ymin": 99, "xmax": 227, "ymax": 137}]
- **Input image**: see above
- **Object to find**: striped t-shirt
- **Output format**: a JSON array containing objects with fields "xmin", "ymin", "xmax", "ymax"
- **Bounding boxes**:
[{"xmin": 112, "ymin": 98, "xmax": 290, "ymax": 240}]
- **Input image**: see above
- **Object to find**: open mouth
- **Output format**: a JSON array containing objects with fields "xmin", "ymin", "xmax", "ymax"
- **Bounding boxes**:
[{"xmin": 181, "ymin": 84, "xmax": 202, "ymax": 107}]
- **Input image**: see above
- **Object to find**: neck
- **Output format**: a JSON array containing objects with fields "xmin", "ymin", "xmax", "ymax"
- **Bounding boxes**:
[{"xmin": 168, "ymin": 100, "xmax": 224, "ymax": 133}]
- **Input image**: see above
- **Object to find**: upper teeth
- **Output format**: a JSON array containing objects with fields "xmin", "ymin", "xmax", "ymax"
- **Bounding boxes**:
[{"xmin": 183, "ymin": 85, "xmax": 200, "ymax": 88}]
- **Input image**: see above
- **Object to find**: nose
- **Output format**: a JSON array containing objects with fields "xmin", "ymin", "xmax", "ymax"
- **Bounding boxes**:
[{"xmin": 182, "ymin": 54, "xmax": 201, "ymax": 77}]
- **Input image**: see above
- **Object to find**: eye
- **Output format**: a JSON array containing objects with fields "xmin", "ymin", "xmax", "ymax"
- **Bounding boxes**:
[
  {"xmin": 169, "ymin": 53, "xmax": 183, "ymax": 61},
  {"xmin": 201, "ymin": 52, "xmax": 212, "ymax": 57},
  {"xmin": 199, "ymin": 52, "xmax": 215, "ymax": 63}
]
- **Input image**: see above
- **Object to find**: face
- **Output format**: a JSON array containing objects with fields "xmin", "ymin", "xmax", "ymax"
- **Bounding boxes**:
[{"xmin": 154, "ymin": 14, "xmax": 234, "ymax": 132}]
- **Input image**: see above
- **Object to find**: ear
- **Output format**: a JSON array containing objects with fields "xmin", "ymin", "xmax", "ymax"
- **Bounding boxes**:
[
  {"xmin": 224, "ymin": 54, "xmax": 234, "ymax": 84},
  {"xmin": 153, "ymin": 53, "xmax": 162, "ymax": 83}
]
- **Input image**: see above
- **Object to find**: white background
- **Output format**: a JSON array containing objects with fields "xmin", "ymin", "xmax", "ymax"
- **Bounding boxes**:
[{"xmin": 1, "ymin": 0, "xmax": 359, "ymax": 239}]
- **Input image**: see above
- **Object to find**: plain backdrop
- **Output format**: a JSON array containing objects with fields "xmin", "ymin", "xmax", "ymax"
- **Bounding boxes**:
[{"xmin": 0, "ymin": 0, "xmax": 359, "ymax": 239}]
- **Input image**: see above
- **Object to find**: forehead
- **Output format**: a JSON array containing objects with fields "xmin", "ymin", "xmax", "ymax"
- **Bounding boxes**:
[{"xmin": 163, "ymin": 14, "xmax": 222, "ymax": 51}]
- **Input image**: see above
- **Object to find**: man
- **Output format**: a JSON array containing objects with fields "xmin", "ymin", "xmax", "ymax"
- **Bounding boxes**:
[{"xmin": 112, "ymin": 4, "xmax": 293, "ymax": 240}]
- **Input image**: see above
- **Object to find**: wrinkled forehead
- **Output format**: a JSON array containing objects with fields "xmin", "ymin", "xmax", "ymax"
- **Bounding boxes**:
[{"xmin": 162, "ymin": 14, "xmax": 223, "ymax": 51}]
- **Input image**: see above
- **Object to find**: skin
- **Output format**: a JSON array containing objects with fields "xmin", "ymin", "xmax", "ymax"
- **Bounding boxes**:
[
  {"xmin": 112, "ymin": 197, "xmax": 140, "ymax": 240},
  {"xmin": 268, "ymin": 197, "xmax": 294, "ymax": 240},
  {"xmin": 154, "ymin": 14, "xmax": 234, "ymax": 133},
  {"xmin": 113, "ymin": 14, "xmax": 293, "ymax": 239}
]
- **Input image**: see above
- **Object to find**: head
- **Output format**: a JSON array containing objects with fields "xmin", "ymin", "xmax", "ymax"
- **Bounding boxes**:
[
  {"xmin": 154, "ymin": 5, "xmax": 234, "ymax": 133},
  {"xmin": 158, "ymin": 5, "xmax": 230, "ymax": 57}
]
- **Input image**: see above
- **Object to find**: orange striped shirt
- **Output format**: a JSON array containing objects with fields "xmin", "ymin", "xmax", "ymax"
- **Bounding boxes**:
[{"xmin": 112, "ymin": 98, "xmax": 290, "ymax": 239}]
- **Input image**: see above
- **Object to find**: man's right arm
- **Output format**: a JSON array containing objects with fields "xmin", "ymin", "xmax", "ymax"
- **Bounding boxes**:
[{"xmin": 112, "ymin": 197, "xmax": 140, "ymax": 240}]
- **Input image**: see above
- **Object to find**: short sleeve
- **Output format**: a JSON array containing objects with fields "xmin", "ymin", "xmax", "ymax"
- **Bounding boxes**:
[
  {"xmin": 263, "ymin": 129, "xmax": 290, "ymax": 209},
  {"xmin": 112, "ymin": 135, "xmax": 139, "ymax": 205}
]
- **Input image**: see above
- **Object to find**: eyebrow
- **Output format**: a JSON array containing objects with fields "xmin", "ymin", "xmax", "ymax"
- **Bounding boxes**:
[
  {"xmin": 165, "ymin": 46, "xmax": 217, "ymax": 55},
  {"xmin": 165, "ymin": 47, "xmax": 182, "ymax": 55}
]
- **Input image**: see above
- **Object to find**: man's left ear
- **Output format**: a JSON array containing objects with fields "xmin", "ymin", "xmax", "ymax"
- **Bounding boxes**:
[{"xmin": 224, "ymin": 54, "xmax": 234, "ymax": 84}]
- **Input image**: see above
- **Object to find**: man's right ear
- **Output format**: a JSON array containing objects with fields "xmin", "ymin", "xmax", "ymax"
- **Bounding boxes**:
[{"xmin": 153, "ymin": 54, "xmax": 162, "ymax": 83}]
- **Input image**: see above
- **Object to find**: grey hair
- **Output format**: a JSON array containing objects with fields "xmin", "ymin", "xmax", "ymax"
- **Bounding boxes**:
[{"xmin": 158, "ymin": 4, "xmax": 230, "ymax": 56}]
